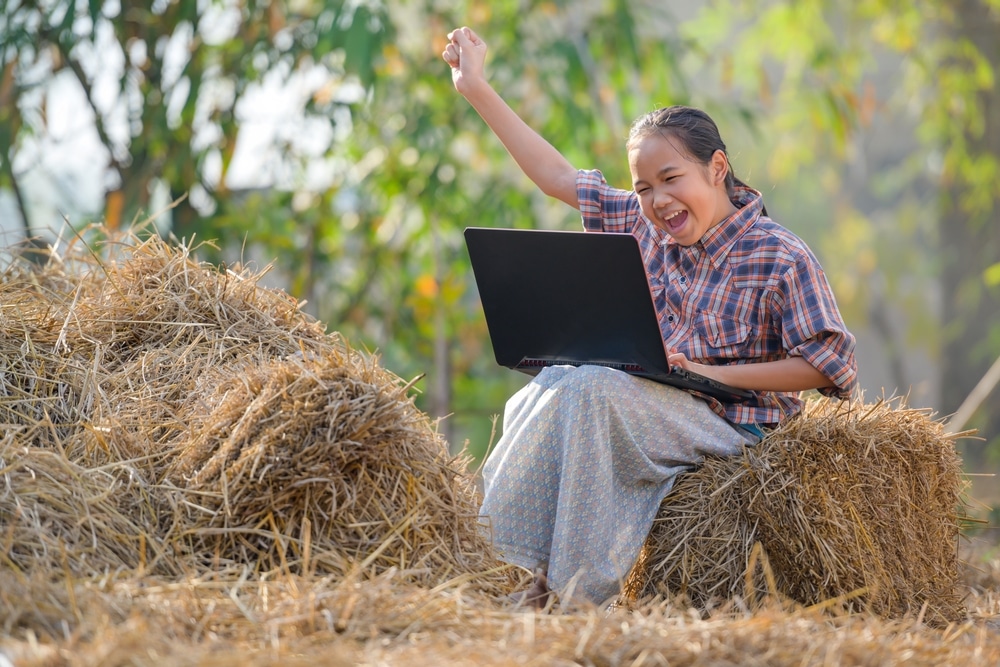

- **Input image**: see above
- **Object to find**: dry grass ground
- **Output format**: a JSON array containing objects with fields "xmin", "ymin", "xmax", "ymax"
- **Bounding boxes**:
[
  {"xmin": 1, "ymin": 227, "xmax": 998, "ymax": 666},
  {"xmin": 1, "ymin": 552, "xmax": 998, "ymax": 666}
]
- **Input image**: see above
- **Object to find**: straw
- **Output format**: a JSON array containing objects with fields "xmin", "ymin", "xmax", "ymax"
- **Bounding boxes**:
[{"xmin": 627, "ymin": 396, "xmax": 969, "ymax": 623}]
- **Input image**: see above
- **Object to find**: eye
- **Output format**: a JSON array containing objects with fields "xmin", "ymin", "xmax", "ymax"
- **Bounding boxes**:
[{"xmin": 636, "ymin": 186, "xmax": 650, "ymax": 195}]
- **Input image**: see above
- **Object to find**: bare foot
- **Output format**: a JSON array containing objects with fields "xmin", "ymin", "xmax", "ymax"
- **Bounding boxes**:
[{"xmin": 508, "ymin": 571, "xmax": 552, "ymax": 610}]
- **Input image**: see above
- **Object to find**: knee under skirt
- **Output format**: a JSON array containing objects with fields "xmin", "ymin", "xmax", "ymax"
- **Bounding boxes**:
[{"xmin": 480, "ymin": 364, "xmax": 757, "ymax": 605}]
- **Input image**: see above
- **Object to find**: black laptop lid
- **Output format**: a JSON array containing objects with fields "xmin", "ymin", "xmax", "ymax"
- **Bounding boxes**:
[{"xmin": 464, "ymin": 227, "xmax": 669, "ymax": 373}]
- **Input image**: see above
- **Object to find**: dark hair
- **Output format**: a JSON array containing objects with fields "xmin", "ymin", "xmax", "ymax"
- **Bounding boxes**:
[{"xmin": 626, "ymin": 106, "xmax": 754, "ymax": 200}]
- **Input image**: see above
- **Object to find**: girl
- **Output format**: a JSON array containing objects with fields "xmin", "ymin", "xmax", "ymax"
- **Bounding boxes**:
[{"xmin": 442, "ymin": 27, "xmax": 857, "ymax": 608}]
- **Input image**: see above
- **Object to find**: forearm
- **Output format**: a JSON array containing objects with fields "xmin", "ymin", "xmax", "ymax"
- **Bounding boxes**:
[
  {"xmin": 444, "ymin": 27, "xmax": 578, "ymax": 208},
  {"xmin": 459, "ymin": 79, "xmax": 580, "ymax": 208},
  {"xmin": 692, "ymin": 356, "xmax": 835, "ymax": 393}
]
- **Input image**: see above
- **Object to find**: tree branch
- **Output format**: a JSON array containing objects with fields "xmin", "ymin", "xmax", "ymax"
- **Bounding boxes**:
[
  {"xmin": 946, "ymin": 353, "xmax": 1000, "ymax": 434},
  {"xmin": 43, "ymin": 28, "xmax": 126, "ymax": 175}
]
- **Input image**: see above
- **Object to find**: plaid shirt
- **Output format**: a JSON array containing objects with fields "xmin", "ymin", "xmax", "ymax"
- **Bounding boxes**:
[{"xmin": 577, "ymin": 168, "xmax": 857, "ymax": 425}]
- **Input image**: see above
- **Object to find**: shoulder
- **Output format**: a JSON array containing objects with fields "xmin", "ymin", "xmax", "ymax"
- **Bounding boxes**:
[
  {"xmin": 723, "ymin": 216, "xmax": 831, "ymax": 295},
  {"xmin": 577, "ymin": 169, "xmax": 634, "ymax": 200},
  {"xmin": 737, "ymin": 216, "xmax": 823, "ymax": 268},
  {"xmin": 726, "ymin": 188, "xmax": 819, "ymax": 266}
]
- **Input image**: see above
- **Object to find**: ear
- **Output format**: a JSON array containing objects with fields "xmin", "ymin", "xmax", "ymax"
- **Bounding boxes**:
[{"xmin": 710, "ymin": 149, "xmax": 729, "ymax": 185}]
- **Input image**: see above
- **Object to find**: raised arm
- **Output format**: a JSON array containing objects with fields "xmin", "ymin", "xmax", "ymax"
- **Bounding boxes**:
[{"xmin": 442, "ymin": 27, "xmax": 580, "ymax": 209}]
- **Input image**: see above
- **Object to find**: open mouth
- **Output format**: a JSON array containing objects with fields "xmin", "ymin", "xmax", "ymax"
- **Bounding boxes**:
[{"xmin": 663, "ymin": 210, "xmax": 688, "ymax": 233}]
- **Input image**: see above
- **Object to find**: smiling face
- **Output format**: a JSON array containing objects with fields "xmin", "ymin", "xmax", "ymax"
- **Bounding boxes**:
[{"xmin": 628, "ymin": 132, "xmax": 737, "ymax": 246}]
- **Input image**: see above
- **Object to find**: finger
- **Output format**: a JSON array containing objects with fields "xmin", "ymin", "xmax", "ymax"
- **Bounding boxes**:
[
  {"xmin": 462, "ymin": 26, "xmax": 481, "ymax": 45},
  {"xmin": 452, "ymin": 27, "xmax": 475, "ymax": 48}
]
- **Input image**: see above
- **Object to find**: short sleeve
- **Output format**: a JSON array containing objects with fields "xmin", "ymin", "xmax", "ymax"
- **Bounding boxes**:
[
  {"xmin": 776, "ymin": 257, "xmax": 858, "ymax": 398},
  {"xmin": 576, "ymin": 169, "xmax": 640, "ymax": 234}
]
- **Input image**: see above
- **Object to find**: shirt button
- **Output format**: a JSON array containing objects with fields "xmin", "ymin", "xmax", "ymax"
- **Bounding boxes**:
[
  {"xmin": 680, "ymin": 276, "xmax": 686, "ymax": 283},
  {"xmin": 667, "ymin": 315, "xmax": 675, "ymax": 323}
]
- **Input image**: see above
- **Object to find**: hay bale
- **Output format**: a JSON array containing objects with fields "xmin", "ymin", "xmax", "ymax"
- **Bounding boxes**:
[
  {"xmin": 55, "ymin": 231, "xmax": 330, "ymax": 469},
  {"xmin": 0, "ymin": 227, "xmax": 503, "ymax": 591},
  {"xmin": 164, "ymin": 350, "xmax": 491, "ymax": 583},
  {"xmin": 626, "ymin": 397, "xmax": 967, "ymax": 622}
]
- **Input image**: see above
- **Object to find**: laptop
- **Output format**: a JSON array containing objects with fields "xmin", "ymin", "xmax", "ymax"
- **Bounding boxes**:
[{"xmin": 464, "ymin": 227, "xmax": 754, "ymax": 403}]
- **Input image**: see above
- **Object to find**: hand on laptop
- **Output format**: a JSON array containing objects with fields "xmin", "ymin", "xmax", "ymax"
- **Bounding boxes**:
[
  {"xmin": 667, "ymin": 350, "xmax": 693, "ymax": 371},
  {"xmin": 669, "ymin": 350, "xmax": 717, "ymax": 378}
]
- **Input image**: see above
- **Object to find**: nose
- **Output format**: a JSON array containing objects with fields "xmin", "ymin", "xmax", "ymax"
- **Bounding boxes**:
[{"xmin": 652, "ymin": 187, "xmax": 672, "ymax": 209}]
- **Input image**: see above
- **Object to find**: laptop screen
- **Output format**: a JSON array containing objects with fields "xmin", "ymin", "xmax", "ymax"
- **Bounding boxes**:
[{"xmin": 464, "ymin": 227, "xmax": 667, "ymax": 371}]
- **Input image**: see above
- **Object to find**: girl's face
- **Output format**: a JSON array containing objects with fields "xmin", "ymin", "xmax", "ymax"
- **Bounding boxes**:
[{"xmin": 628, "ymin": 133, "xmax": 736, "ymax": 246}]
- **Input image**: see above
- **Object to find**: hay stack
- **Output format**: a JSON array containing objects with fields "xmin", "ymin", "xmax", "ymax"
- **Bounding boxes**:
[
  {"xmin": 0, "ymin": 227, "xmax": 502, "ymax": 590},
  {"xmin": 165, "ymin": 351, "xmax": 488, "ymax": 580},
  {"xmin": 626, "ymin": 397, "xmax": 967, "ymax": 622}
]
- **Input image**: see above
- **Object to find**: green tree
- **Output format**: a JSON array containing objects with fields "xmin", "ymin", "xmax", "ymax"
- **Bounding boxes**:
[{"xmin": 0, "ymin": 0, "xmax": 388, "ymax": 238}]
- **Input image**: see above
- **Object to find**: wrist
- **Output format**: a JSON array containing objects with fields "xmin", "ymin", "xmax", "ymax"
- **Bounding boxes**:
[{"xmin": 458, "ymin": 75, "xmax": 494, "ymax": 102}]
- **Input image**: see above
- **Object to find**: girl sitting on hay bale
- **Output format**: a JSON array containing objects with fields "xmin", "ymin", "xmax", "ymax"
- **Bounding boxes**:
[{"xmin": 443, "ymin": 27, "xmax": 858, "ymax": 609}]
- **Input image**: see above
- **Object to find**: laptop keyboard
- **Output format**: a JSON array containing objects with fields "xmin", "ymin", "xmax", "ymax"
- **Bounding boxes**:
[{"xmin": 517, "ymin": 358, "xmax": 648, "ymax": 373}]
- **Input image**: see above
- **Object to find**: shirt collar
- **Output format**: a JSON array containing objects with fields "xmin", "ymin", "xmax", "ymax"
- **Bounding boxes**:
[{"xmin": 673, "ymin": 186, "xmax": 763, "ymax": 269}]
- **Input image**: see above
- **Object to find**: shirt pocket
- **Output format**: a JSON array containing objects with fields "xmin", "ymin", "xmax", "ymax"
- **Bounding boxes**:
[{"xmin": 696, "ymin": 312, "xmax": 753, "ymax": 359}]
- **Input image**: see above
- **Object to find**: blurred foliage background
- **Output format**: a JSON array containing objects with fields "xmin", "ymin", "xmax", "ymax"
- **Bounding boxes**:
[{"xmin": 1, "ymin": 0, "xmax": 999, "ymax": 505}]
